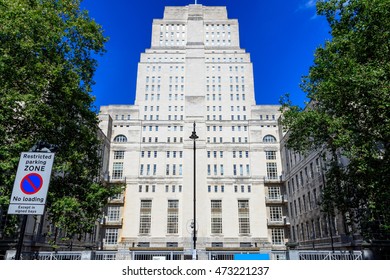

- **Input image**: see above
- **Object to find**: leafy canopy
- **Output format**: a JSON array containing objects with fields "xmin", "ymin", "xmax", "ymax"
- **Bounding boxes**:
[
  {"xmin": 280, "ymin": 0, "xmax": 390, "ymax": 241},
  {"xmin": 0, "ymin": 0, "xmax": 120, "ymax": 242}
]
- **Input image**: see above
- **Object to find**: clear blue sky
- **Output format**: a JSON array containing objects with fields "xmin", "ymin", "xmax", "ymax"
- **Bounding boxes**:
[{"xmin": 81, "ymin": 0, "xmax": 331, "ymax": 110}]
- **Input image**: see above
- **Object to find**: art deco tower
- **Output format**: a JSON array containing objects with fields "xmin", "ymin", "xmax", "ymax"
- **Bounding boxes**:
[{"xmin": 99, "ymin": 4, "xmax": 287, "ymax": 258}]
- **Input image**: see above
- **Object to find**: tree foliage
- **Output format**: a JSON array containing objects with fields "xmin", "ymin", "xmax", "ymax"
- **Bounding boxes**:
[
  {"xmin": 280, "ymin": 0, "xmax": 390, "ymax": 241},
  {"xmin": 0, "ymin": 0, "xmax": 119, "ymax": 243}
]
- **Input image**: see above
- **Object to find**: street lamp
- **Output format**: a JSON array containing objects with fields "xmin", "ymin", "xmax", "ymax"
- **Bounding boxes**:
[{"xmin": 189, "ymin": 122, "xmax": 199, "ymax": 260}]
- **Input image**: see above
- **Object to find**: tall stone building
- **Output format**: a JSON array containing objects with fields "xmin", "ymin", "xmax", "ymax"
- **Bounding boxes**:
[
  {"xmin": 280, "ymin": 131, "xmax": 363, "ymax": 252},
  {"xmin": 99, "ymin": 4, "xmax": 289, "ymax": 257}
]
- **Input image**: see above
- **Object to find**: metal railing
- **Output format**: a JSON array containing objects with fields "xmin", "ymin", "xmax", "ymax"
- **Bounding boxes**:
[
  {"xmin": 95, "ymin": 251, "xmax": 117, "ymax": 260},
  {"xmin": 207, "ymin": 251, "xmax": 287, "ymax": 260},
  {"xmin": 131, "ymin": 250, "xmax": 184, "ymax": 260},
  {"xmin": 9, "ymin": 249, "xmax": 363, "ymax": 260},
  {"xmin": 22, "ymin": 251, "xmax": 83, "ymax": 260},
  {"xmin": 298, "ymin": 251, "xmax": 362, "ymax": 260}
]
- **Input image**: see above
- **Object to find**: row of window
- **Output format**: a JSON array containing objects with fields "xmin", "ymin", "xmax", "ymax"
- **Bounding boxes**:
[
  {"xmin": 145, "ymin": 66, "xmax": 185, "ymax": 72},
  {"xmin": 142, "ymin": 125, "xmax": 184, "ymax": 132},
  {"xmin": 289, "ymin": 187, "xmax": 321, "ymax": 218},
  {"xmin": 207, "ymin": 125, "xmax": 248, "ymax": 132},
  {"xmin": 146, "ymin": 56, "xmax": 185, "ymax": 63},
  {"xmin": 146, "ymin": 84, "xmax": 186, "ymax": 92},
  {"xmin": 207, "ymin": 185, "xmax": 252, "ymax": 193},
  {"xmin": 159, "ymin": 40, "xmax": 186, "ymax": 46},
  {"xmin": 145, "ymin": 76, "xmax": 184, "ymax": 83},
  {"xmin": 206, "ymin": 66, "xmax": 245, "ymax": 72},
  {"xmin": 205, "ymin": 57, "xmax": 244, "ymax": 63},
  {"xmin": 139, "ymin": 114, "xmax": 278, "ymax": 122},
  {"xmin": 160, "ymin": 31, "xmax": 186, "ymax": 38},
  {"xmin": 116, "ymin": 150, "xmax": 274, "ymax": 160},
  {"xmin": 138, "ymin": 184, "xmax": 183, "ymax": 193},
  {"xmin": 138, "ymin": 199, "xmax": 250, "ymax": 236},
  {"xmin": 136, "ymin": 185, "xmax": 280, "ymax": 195},
  {"xmin": 205, "ymin": 93, "xmax": 245, "ymax": 101},
  {"xmin": 111, "ymin": 162, "xmax": 278, "ymax": 180},
  {"xmin": 113, "ymin": 134, "xmax": 277, "ymax": 144},
  {"xmin": 144, "ymin": 93, "xmax": 184, "ymax": 101},
  {"xmin": 206, "ymin": 136, "xmax": 249, "ymax": 143},
  {"xmin": 231, "ymin": 164, "xmax": 250, "ymax": 176},
  {"xmin": 144, "ymin": 74, "xmax": 247, "ymax": 86},
  {"xmin": 206, "ymin": 85, "xmax": 246, "ymax": 92},
  {"xmin": 145, "ymin": 85, "xmax": 245, "ymax": 95},
  {"xmin": 104, "ymin": 226, "xmax": 284, "ymax": 246},
  {"xmin": 291, "ymin": 215, "xmax": 337, "ymax": 243},
  {"xmin": 139, "ymin": 125, "xmax": 269, "ymax": 133},
  {"xmin": 139, "ymin": 164, "xmax": 184, "ymax": 176},
  {"xmin": 104, "ymin": 227, "xmax": 284, "ymax": 246},
  {"xmin": 142, "ymin": 115, "xmax": 184, "ymax": 121},
  {"xmin": 111, "ymin": 113, "xmax": 269, "ymax": 123},
  {"xmin": 114, "ymin": 114, "xmax": 131, "ymax": 121},
  {"xmin": 205, "ymin": 40, "xmax": 233, "ymax": 46},
  {"xmin": 259, "ymin": 114, "xmax": 276, "ymax": 121},
  {"xmin": 205, "ymin": 24, "xmax": 232, "ymax": 31},
  {"xmin": 287, "ymin": 158, "xmax": 324, "ymax": 195},
  {"xmin": 207, "ymin": 76, "xmax": 245, "ymax": 85},
  {"xmin": 160, "ymin": 24, "xmax": 186, "ymax": 31},
  {"xmin": 144, "ymin": 65, "xmax": 245, "ymax": 73},
  {"xmin": 205, "ymin": 32, "xmax": 231, "ymax": 39}
]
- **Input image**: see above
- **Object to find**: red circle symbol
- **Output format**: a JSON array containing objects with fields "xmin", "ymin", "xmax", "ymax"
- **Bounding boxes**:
[{"xmin": 20, "ymin": 173, "xmax": 43, "ymax": 195}]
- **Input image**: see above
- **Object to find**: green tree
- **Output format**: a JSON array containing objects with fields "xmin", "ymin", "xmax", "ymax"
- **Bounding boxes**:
[
  {"xmin": 281, "ymin": 0, "xmax": 390, "ymax": 242},
  {"xmin": 0, "ymin": 0, "xmax": 119, "ymax": 244}
]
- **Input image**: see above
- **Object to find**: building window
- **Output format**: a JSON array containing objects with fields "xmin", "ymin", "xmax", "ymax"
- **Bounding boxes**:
[
  {"xmin": 263, "ymin": 135, "xmax": 276, "ymax": 143},
  {"xmin": 104, "ymin": 228, "xmax": 118, "ymax": 245},
  {"xmin": 113, "ymin": 135, "xmax": 127, "ymax": 143},
  {"xmin": 113, "ymin": 151, "xmax": 124, "ymax": 159},
  {"xmin": 265, "ymin": 151, "xmax": 276, "ymax": 160},
  {"xmin": 238, "ymin": 200, "xmax": 250, "ymax": 234},
  {"xmin": 139, "ymin": 200, "xmax": 152, "ymax": 234},
  {"xmin": 211, "ymin": 200, "xmax": 222, "ymax": 234},
  {"xmin": 272, "ymin": 229, "xmax": 284, "ymax": 245},
  {"xmin": 138, "ymin": 242, "xmax": 150, "ymax": 247},
  {"xmin": 167, "ymin": 242, "xmax": 178, "ymax": 248},
  {"xmin": 270, "ymin": 206, "xmax": 283, "ymax": 222},
  {"xmin": 268, "ymin": 186, "xmax": 281, "ymax": 200},
  {"xmin": 106, "ymin": 206, "xmax": 120, "ymax": 222},
  {"xmin": 153, "ymin": 164, "xmax": 157, "ymax": 175},
  {"xmin": 112, "ymin": 162, "xmax": 123, "ymax": 179},
  {"xmin": 266, "ymin": 162, "xmax": 278, "ymax": 180},
  {"xmin": 167, "ymin": 200, "xmax": 179, "ymax": 234},
  {"xmin": 211, "ymin": 242, "xmax": 223, "ymax": 248}
]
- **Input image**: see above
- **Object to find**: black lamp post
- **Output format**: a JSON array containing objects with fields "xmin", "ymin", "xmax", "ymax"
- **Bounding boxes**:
[{"xmin": 189, "ymin": 122, "xmax": 199, "ymax": 260}]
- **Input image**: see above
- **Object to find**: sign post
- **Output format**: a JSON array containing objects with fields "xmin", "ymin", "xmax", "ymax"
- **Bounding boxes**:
[
  {"xmin": 8, "ymin": 150, "xmax": 55, "ymax": 260},
  {"xmin": 8, "ymin": 152, "xmax": 55, "ymax": 215}
]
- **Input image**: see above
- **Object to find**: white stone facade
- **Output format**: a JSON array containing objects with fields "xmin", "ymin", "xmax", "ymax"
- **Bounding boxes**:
[{"xmin": 99, "ymin": 5, "xmax": 288, "ymax": 252}]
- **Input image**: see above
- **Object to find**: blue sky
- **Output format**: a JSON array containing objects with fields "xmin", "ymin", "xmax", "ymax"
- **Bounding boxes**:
[{"xmin": 81, "ymin": 0, "xmax": 331, "ymax": 110}]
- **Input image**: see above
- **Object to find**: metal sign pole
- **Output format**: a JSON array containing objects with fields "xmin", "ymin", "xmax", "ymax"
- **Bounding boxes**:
[
  {"xmin": 12, "ymin": 141, "xmax": 57, "ymax": 260},
  {"xmin": 14, "ymin": 215, "xmax": 27, "ymax": 260}
]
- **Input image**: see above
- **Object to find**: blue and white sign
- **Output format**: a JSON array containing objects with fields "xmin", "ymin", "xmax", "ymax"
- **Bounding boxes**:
[{"xmin": 8, "ymin": 152, "xmax": 55, "ymax": 215}]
